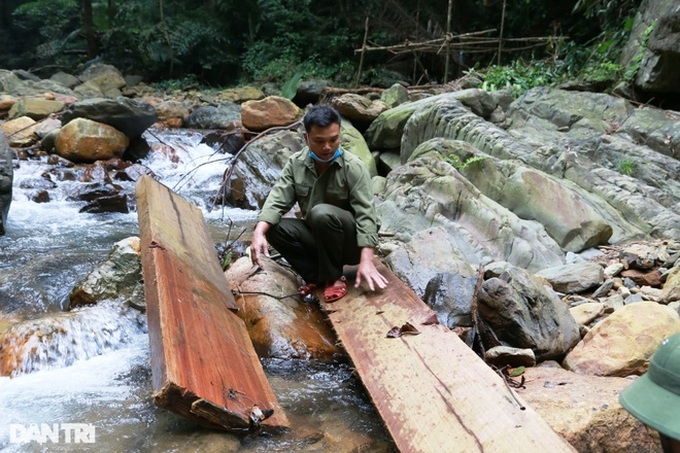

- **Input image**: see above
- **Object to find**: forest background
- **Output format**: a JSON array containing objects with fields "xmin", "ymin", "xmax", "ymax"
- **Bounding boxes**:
[{"xmin": 0, "ymin": 0, "xmax": 640, "ymax": 93}]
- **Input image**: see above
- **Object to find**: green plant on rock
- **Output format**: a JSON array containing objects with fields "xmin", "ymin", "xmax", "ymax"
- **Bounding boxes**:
[
  {"xmin": 618, "ymin": 158, "xmax": 636, "ymax": 176},
  {"xmin": 445, "ymin": 154, "xmax": 485, "ymax": 170},
  {"xmin": 481, "ymin": 59, "xmax": 561, "ymax": 96},
  {"xmin": 624, "ymin": 22, "xmax": 656, "ymax": 82}
]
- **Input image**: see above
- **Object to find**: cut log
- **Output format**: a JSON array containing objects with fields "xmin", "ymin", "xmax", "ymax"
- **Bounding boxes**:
[
  {"xmin": 319, "ymin": 261, "xmax": 575, "ymax": 452},
  {"xmin": 136, "ymin": 175, "xmax": 288, "ymax": 431}
]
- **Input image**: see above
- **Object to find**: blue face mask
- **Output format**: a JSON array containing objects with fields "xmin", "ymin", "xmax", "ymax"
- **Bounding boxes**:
[{"xmin": 309, "ymin": 148, "xmax": 343, "ymax": 163}]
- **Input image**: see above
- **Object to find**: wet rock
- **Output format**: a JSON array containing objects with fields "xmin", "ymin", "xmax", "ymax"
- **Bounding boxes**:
[
  {"xmin": 68, "ymin": 237, "xmax": 142, "ymax": 309},
  {"xmin": 563, "ymin": 302, "xmax": 680, "ymax": 376},
  {"xmin": 185, "ymin": 102, "xmax": 241, "ymax": 129},
  {"xmin": 241, "ymin": 96, "xmax": 302, "ymax": 132},
  {"xmin": 519, "ymin": 366, "xmax": 660, "ymax": 453},
  {"xmin": 478, "ymin": 266, "xmax": 580, "ymax": 361},
  {"xmin": 55, "ymin": 118, "xmax": 129, "ymax": 163},
  {"xmin": 484, "ymin": 346, "xmax": 536, "ymax": 368},
  {"xmin": 225, "ymin": 129, "xmax": 305, "ymax": 209},
  {"xmin": 79, "ymin": 194, "xmax": 129, "ymax": 214},
  {"xmin": 0, "ymin": 303, "xmax": 144, "ymax": 376},
  {"xmin": 224, "ymin": 257, "xmax": 341, "ymax": 359},
  {"xmin": 154, "ymin": 99, "xmax": 190, "ymax": 127},
  {"xmin": 536, "ymin": 262, "xmax": 604, "ymax": 294}
]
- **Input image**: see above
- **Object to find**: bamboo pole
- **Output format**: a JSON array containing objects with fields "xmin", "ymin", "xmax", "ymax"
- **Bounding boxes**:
[
  {"xmin": 355, "ymin": 17, "xmax": 369, "ymax": 87},
  {"xmin": 497, "ymin": 0, "xmax": 507, "ymax": 65},
  {"xmin": 444, "ymin": 0, "xmax": 453, "ymax": 83}
]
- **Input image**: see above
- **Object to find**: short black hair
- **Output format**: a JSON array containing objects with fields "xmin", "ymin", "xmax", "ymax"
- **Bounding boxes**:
[{"xmin": 303, "ymin": 104, "xmax": 341, "ymax": 133}]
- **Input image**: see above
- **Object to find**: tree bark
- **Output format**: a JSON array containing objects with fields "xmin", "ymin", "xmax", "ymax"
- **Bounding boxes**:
[{"xmin": 81, "ymin": 0, "xmax": 98, "ymax": 58}]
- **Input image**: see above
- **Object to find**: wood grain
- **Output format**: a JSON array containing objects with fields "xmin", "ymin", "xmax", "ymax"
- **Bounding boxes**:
[{"xmin": 136, "ymin": 175, "xmax": 288, "ymax": 431}]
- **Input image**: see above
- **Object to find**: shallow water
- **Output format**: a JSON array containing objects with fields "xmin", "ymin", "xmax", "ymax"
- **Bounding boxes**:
[{"xmin": 0, "ymin": 129, "xmax": 392, "ymax": 452}]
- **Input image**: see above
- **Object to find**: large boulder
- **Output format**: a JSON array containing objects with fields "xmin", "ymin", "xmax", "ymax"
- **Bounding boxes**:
[
  {"xmin": 340, "ymin": 119, "xmax": 378, "ymax": 177},
  {"xmin": 621, "ymin": 0, "xmax": 680, "ymax": 99},
  {"xmin": 478, "ymin": 266, "xmax": 581, "ymax": 361},
  {"xmin": 385, "ymin": 227, "xmax": 476, "ymax": 299},
  {"xmin": 0, "ymin": 134, "xmax": 11, "ymax": 235},
  {"xmin": 61, "ymin": 97, "xmax": 157, "ymax": 140},
  {"xmin": 414, "ymin": 138, "xmax": 615, "ymax": 252},
  {"xmin": 224, "ymin": 129, "xmax": 305, "ymax": 209},
  {"xmin": 184, "ymin": 102, "xmax": 241, "ymax": 129},
  {"xmin": 520, "ymin": 366, "xmax": 661, "ymax": 452},
  {"xmin": 241, "ymin": 96, "xmax": 302, "ymax": 132},
  {"xmin": 377, "ymin": 149, "xmax": 565, "ymax": 272},
  {"xmin": 563, "ymin": 302, "xmax": 680, "ymax": 376},
  {"xmin": 55, "ymin": 118, "xmax": 130, "ymax": 163},
  {"xmin": 8, "ymin": 98, "xmax": 66, "ymax": 121},
  {"xmin": 74, "ymin": 63, "xmax": 127, "ymax": 98},
  {"xmin": 217, "ymin": 85, "xmax": 265, "ymax": 103},
  {"xmin": 0, "ymin": 116, "xmax": 39, "ymax": 147},
  {"xmin": 330, "ymin": 93, "xmax": 389, "ymax": 130},
  {"xmin": 535, "ymin": 262, "xmax": 605, "ymax": 294}
]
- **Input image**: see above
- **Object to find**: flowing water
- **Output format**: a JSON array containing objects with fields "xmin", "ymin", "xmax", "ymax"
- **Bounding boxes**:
[{"xmin": 0, "ymin": 129, "xmax": 392, "ymax": 452}]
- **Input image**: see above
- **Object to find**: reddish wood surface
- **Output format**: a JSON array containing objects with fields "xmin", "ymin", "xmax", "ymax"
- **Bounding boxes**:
[
  {"xmin": 136, "ymin": 175, "xmax": 288, "ymax": 431},
  {"xmin": 319, "ymin": 261, "xmax": 575, "ymax": 452}
]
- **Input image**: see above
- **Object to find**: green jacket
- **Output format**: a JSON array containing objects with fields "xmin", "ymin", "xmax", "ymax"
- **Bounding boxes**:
[{"xmin": 258, "ymin": 148, "xmax": 379, "ymax": 248}]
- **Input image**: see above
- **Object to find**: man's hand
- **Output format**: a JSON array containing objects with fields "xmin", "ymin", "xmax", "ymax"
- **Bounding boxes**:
[
  {"xmin": 250, "ymin": 221, "xmax": 271, "ymax": 269},
  {"xmin": 355, "ymin": 247, "xmax": 388, "ymax": 291}
]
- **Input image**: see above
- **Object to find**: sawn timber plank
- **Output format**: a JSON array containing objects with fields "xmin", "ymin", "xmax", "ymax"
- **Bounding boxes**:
[
  {"xmin": 136, "ymin": 175, "xmax": 288, "ymax": 431},
  {"xmin": 319, "ymin": 261, "xmax": 575, "ymax": 452}
]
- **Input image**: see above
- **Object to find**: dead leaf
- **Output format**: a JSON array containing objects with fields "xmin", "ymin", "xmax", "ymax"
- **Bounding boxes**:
[
  {"xmin": 386, "ymin": 322, "xmax": 421, "ymax": 338},
  {"xmin": 421, "ymin": 314, "xmax": 439, "ymax": 325}
]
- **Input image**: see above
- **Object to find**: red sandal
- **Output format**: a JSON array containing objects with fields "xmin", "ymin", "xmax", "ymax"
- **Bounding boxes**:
[
  {"xmin": 298, "ymin": 282, "xmax": 318, "ymax": 296},
  {"xmin": 323, "ymin": 277, "xmax": 347, "ymax": 303}
]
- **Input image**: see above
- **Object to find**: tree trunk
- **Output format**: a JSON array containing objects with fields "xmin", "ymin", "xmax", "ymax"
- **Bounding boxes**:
[{"xmin": 81, "ymin": 0, "xmax": 98, "ymax": 58}]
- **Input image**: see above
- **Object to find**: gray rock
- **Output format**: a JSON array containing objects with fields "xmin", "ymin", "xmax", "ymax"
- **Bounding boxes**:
[
  {"xmin": 592, "ymin": 278, "xmax": 616, "ymax": 299},
  {"xmin": 185, "ymin": 103, "xmax": 241, "ymax": 129},
  {"xmin": 484, "ymin": 346, "xmax": 536, "ymax": 368},
  {"xmin": 536, "ymin": 262, "xmax": 605, "ymax": 293},
  {"xmin": 61, "ymin": 97, "xmax": 157, "ymax": 139},
  {"xmin": 380, "ymin": 83, "xmax": 410, "ymax": 107},
  {"xmin": 423, "ymin": 272, "xmax": 477, "ymax": 328},
  {"xmin": 478, "ymin": 266, "xmax": 581, "ymax": 361}
]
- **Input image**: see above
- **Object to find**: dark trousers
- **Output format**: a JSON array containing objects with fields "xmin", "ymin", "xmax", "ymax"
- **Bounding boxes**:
[{"xmin": 265, "ymin": 204, "xmax": 361, "ymax": 283}]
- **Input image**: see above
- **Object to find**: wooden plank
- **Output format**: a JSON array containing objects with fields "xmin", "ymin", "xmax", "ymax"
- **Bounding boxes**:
[
  {"xmin": 319, "ymin": 261, "xmax": 575, "ymax": 452},
  {"xmin": 135, "ymin": 175, "xmax": 288, "ymax": 431}
]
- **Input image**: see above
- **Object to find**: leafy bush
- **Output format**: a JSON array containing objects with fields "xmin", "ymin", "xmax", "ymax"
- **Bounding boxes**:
[{"xmin": 481, "ymin": 59, "xmax": 561, "ymax": 95}]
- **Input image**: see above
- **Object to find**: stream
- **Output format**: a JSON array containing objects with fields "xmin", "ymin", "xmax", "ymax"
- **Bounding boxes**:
[{"xmin": 0, "ymin": 129, "xmax": 392, "ymax": 452}]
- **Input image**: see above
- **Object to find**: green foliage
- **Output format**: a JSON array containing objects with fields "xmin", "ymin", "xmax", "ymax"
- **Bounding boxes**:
[
  {"xmin": 624, "ymin": 22, "xmax": 655, "ymax": 82},
  {"xmin": 481, "ymin": 60, "xmax": 561, "ymax": 95},
  {"xmin": 618, "ymin": 158, "xmax": 636, "ymax": 176},
  {"xmin": 444, "ymin": 154, "xmax": 485, "ymax": 170},
  {"xmin": 280, "ymin": 72, "xmax": 303, "ymax": 100},
  {"xmin": 11, "ymin": 0, "xmax": 82, "ymax": 67},
  {"xmin": 582, "ymin": 60, "xmax": 622, "ymax": 83},
  {"xmin": 152, "ymin": 75, "xmax": 200, "ymax": 91}
]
